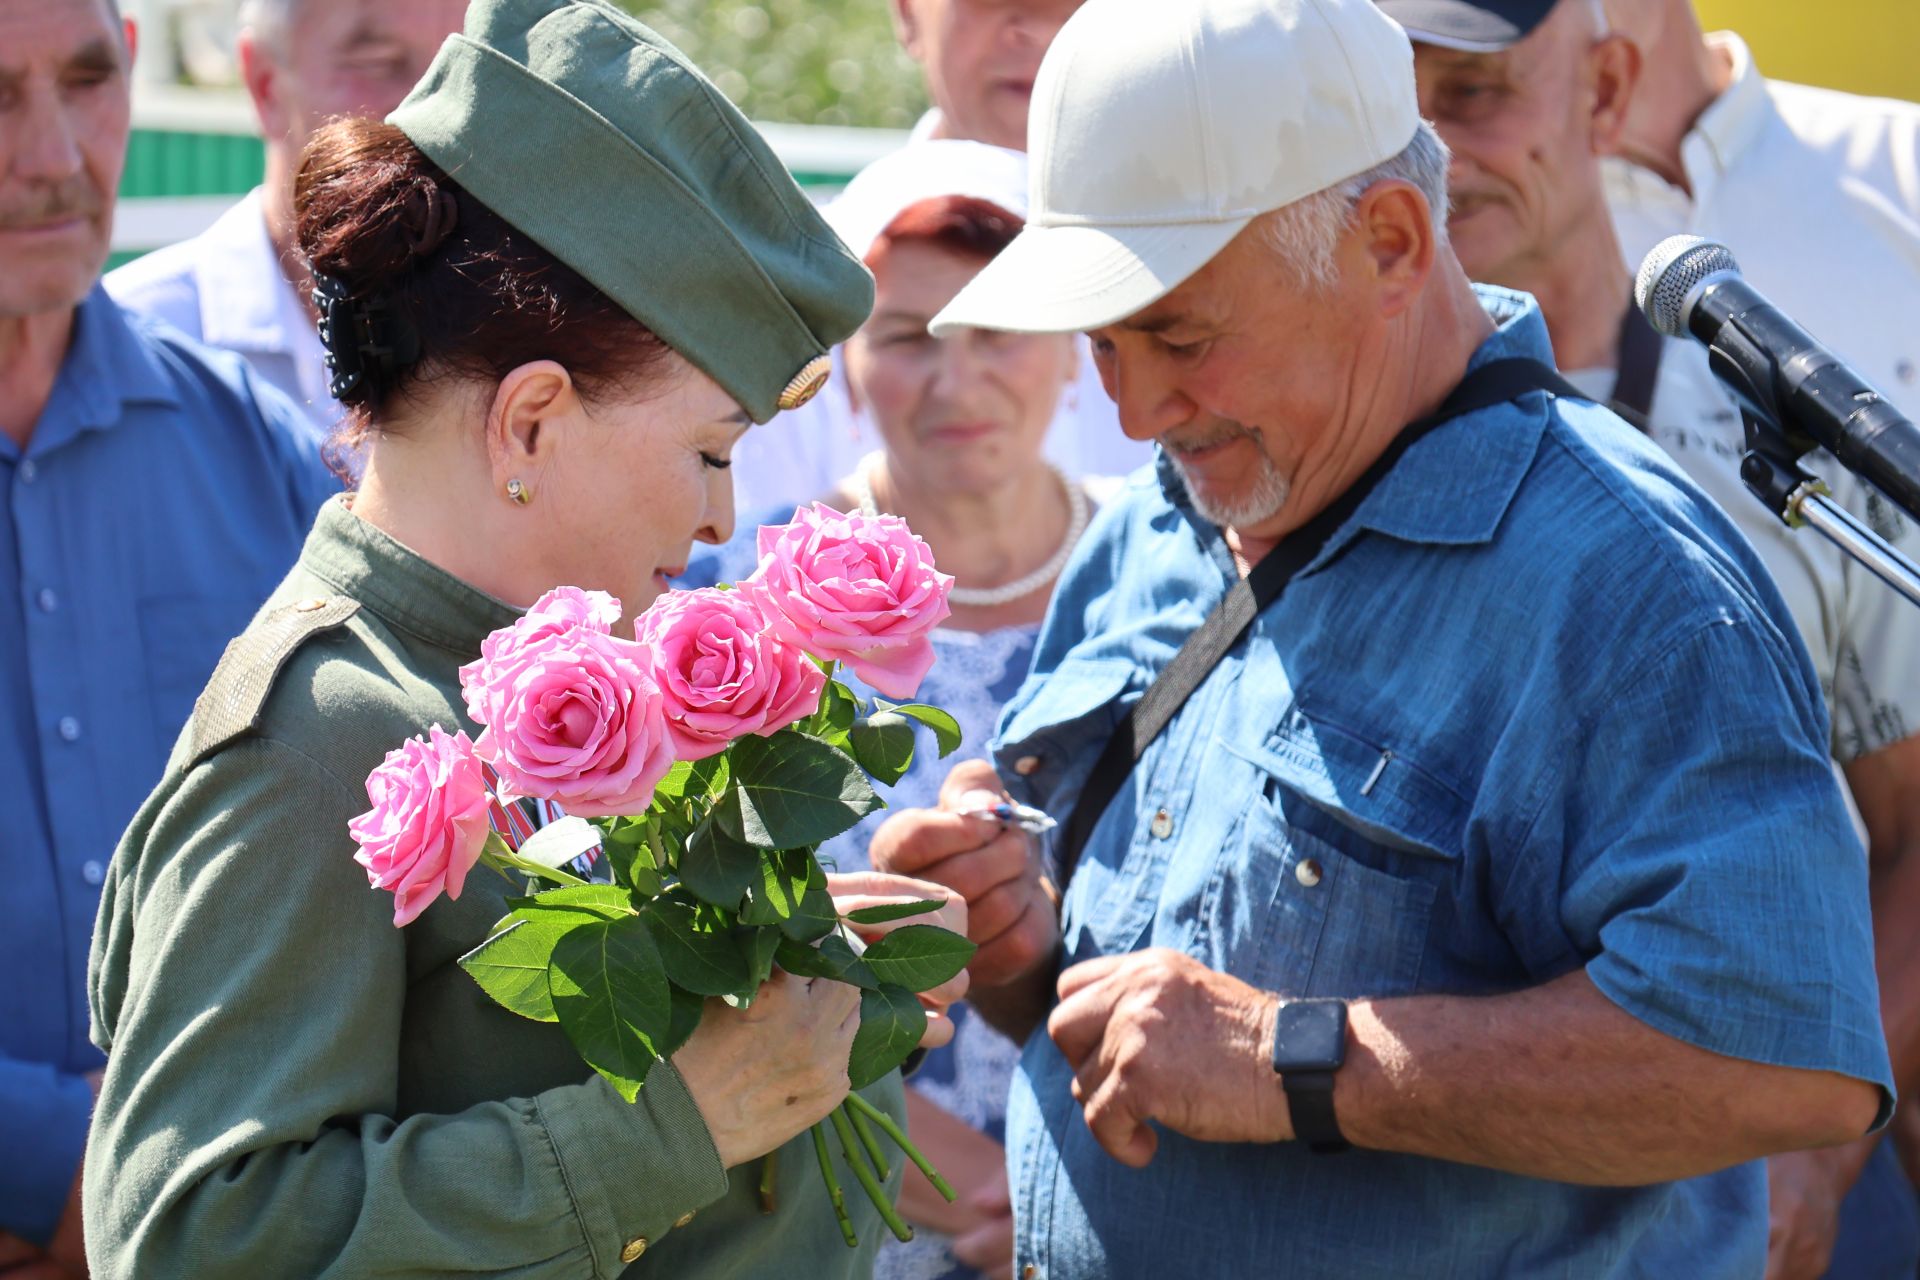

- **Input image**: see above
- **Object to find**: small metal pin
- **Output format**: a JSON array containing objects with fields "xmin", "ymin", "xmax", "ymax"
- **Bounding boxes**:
[
  {"xmin": 1360, "ymin": 749, "xmax": 1394, "ymax": 797},
  {"xmin": 961, "ymin": 801, "xmax": 1058, "ymax": 834}
]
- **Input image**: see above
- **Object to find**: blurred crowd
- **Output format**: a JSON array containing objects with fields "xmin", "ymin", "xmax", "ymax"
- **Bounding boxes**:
[{"xmin": 4, "ymin": 0, "xmax": 1920, "ymax": 1278}]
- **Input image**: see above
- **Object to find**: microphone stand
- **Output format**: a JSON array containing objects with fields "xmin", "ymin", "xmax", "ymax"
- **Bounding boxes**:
[{"xmin": 1739, "ymin": 411, "xmax": 1920, "ymax": 609}]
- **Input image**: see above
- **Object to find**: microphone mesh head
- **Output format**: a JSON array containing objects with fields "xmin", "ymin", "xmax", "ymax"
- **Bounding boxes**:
[{"xmin": 1635, "ymin": 234, "xmax": 1740, "ymax": 337}]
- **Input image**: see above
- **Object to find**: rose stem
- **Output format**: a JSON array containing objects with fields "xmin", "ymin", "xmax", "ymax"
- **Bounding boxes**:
[
  {"xmin": 847, "ymin": 1099, "xmax": 891, "ymax": 1181},
  {"xmin": 758, "ymin": 1152, "xmax": 778, "ymax": 1215},
  {"xmin": 844, "ymin": 1092, "xmax": 957, "ymax": 1202},
  {"xmin": 812, "ymin": 1122, "xmax": 858, "ymax": 1248},
  {"xmin": 831, "ymin": 1106, "xmax": 914, "ymax": 1243}
]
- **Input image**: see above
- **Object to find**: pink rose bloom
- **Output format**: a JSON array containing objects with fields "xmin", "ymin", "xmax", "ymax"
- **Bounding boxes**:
[
  {"xmin": 348, "ymin": 725, "xmax": 493, "ymax": 927},
  {"xmin": 742, "ymin": 503, "xmax": 953, "ymax": 699},
  {"xmin": 468, "ymin": 626, "xmax": 676, "ymax": 816},
  {"xmin": 635, "ymin": 587, "xmax": 827, "ymax": 760},
  {"xmin": 460, "ymin": 586, "xmax": 621, "ymax": 722}
]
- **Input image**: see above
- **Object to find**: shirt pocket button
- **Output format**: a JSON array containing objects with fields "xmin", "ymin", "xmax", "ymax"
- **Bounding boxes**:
[
  {"xmin": 1295, "ymin": 857, "xmax": 1324, "ymax": 888},
  {"xmin": 1150, "ymin": 808, "xmax": 1173, "ymax": 839}
]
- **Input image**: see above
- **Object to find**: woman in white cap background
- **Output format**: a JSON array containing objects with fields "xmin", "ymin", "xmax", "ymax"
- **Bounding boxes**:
[{"xmin": 685, "ymin": 140, "xmax": 1094, "ymax": 1280}]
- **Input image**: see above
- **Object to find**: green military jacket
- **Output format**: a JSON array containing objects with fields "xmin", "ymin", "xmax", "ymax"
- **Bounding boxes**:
[{"xmin": 86, "ymin": 497, "xmax": 904, "ymax": 1278}]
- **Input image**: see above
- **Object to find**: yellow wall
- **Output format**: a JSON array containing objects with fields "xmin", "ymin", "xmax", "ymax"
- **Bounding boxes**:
[{"xmin": 1691, "ymin": 1, "xmax": 1920, "ymax": 102}]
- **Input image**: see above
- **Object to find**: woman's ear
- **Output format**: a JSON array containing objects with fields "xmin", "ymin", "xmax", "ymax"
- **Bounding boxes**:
[{"xmin": 486, "ymin": 360, "xmax": 577, "ymax": 496}]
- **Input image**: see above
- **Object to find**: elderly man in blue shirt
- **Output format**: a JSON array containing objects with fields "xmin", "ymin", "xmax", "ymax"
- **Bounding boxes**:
[
  {"xmin": 0, "ymin": 0, "xmax": 336, "ymax": 1272},
  {"xmin": 870, "ymin": 0, "xmax": 1893, "ymax": 1274}
]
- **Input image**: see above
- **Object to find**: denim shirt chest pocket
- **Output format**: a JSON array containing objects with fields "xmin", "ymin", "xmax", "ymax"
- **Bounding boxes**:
[{"xmin": 1213, "ymin": 710, "xmax": 1468, "ymax": 1000}]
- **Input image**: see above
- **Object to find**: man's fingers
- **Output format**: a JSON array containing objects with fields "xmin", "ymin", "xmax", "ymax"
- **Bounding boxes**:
[
  {"xmin": 1047, "ymin": 976, "xmax": 1119, "ymax": 1068},
  {"xmin": 916, "ymin": 831, "xmax": 1032, "ymax": 904},
  {"xmin": 937, "ymin": 759, "xmax": 1009, "ymax": 810},
  {"xmin": 1081, "ymin": 1072, "xmax": 1158, "ymax": 1168},
  {"xmin": 870, "ymin": 811, "xmax": 1005, "ymax": 878},
  {"xmin": 1057, "ymin": 952, "xmax": 1133, "ymax": 1000}
]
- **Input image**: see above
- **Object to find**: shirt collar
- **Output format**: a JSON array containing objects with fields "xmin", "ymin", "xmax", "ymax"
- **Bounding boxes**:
[
  {"xmin": 192, "ymin": 188, "xmax": 306, "ymax": 356},
  {"xmin": 298, "ymin": 496, "xmax": 522, "ymax": 655},
  {"xmin": 1677, "ymin": 33, "xmax": 1772, "ymax": 204},
  {"xmin": 29, "ymin": 283, "xmax": 184, "ymax": 458},
  {"xmin": 1156, "ymin": 286, "xmax": 1555, "ymax": 568}
]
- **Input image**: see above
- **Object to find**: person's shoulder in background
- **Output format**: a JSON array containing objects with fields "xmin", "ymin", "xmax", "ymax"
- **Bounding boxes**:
[
  {"xmin": 104, "ymin": 237, "xmax": 208, "ymax": 343},
  {"xmin": 118, "ymin": 304, "xmax": 341, "ymax": 515}
]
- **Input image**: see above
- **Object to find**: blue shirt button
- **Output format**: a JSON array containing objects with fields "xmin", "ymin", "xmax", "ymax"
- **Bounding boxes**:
[
  {"xmin": 18, "ymin": 458, "xmax": 37, "ymax": 484},
  {"xmin": 57, "ymin": 716, "xmax": 81, "ymax": 742},
  {"xmin": 82, "ymin": 860, "xmax": 105, "ymax": 886},
  {"xmin": 36, "ymin": 587, "xmax": 57, "ymax": 613}
]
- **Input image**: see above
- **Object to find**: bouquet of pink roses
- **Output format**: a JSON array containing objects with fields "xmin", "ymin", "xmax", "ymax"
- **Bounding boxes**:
[{"xmin": 347, "ymin": 504, "xmax": 970, "ymax": 1247}]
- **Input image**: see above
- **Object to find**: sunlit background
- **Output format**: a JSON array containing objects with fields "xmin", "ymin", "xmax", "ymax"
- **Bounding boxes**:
[{"xmin": 110, "ymin": 0, "xmax": 1920, "ymax": 267}]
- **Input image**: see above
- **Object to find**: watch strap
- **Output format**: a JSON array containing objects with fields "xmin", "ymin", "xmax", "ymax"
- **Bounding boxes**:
[{"xmin": 1284, "ymin": 1070, "xmax": 1349, "ymax": 1153}]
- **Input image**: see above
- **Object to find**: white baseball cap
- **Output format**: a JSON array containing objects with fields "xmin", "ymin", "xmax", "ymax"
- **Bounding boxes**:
[
  {"xmin": 929, "ymin": 0, "xmax": 1421, "ymax": 337},
  {"xmin": 824, "ymin": 140, "xmax": 1029, "ymax": 263}
]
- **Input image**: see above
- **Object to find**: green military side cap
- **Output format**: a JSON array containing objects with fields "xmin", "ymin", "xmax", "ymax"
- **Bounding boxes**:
[{"xmin": 388, "ymin": 0, "xmax": 871, "ymax": 422}]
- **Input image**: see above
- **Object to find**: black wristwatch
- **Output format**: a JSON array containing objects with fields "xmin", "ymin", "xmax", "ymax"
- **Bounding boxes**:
[{"xmin": 1271, "ymin": 998, "xmax": 1350, "ymax": 1153}]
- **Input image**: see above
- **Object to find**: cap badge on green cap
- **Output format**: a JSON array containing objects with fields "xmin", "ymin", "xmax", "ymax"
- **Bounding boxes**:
[{"xmin": 778, "ymin": 355, "xmax": 834, "ymax": 411}]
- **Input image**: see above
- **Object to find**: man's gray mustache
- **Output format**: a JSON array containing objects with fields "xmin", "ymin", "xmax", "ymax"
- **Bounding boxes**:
[{"xmin": 0, "ymin": 184, "xmax": 103, "ymax": 230}]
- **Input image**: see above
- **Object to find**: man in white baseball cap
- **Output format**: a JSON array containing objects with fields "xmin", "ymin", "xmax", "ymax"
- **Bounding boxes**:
[{"xmin": 870, "ymin": 0, "xmax": 1894, "ymax": 1274}]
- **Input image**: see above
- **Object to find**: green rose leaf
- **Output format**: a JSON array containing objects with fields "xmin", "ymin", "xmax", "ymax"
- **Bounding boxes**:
[
  {"xmin": 774, "ymin": 933, "xmax": 879, "ymax": 990},
  {"xmin": 731, "ymin": 925, "xmax": 780, "ymax": 1000},
  {"xmin": 802, "ymin": 678, "xmax": 859, "ymax": 747},
  {"xmin": 643, "ymin": 896, "xmax": 753, "ymax": 997},
  {"xmin": 679, "ymin": 797, "xmax": 761, "ymax": 909},
  {"xmin": 847, "ymin": 982, "xmax": 928, "ymax": 1089},
  {"xmin": 459, "ymin": 916, "xmax": 585, "ymax": 1022},
  {"xmin": 775, "ymin": 849, "xmax": 839, "ymax": 943},
  {"xmin": 505, "ymin": 884, "xmax": 635, "ymax": 925},
  {"xmin": 728, "ymin": 732, "xmax": 881, "ymax": 850},
  {"xmin": 848, "ymin": 713, "xmax": 916, "ymax": 787},
  {"xmin": 858, "ymin": 925, "xmax": 977, "ymax": 993},
  {"xmin": 872, "ymin": 699, "xmax": 963, "ymax": 759},
  {"xmin": 660, "ymin": 982, "xmax": 706, "ymax": 1061},
  {"xmin": 652, "ymin": 755, "xmax": 730, "ymax": 807},
  {"xmin": 549, "ymin": 916, "xmax": 674, "ymax": 1103},
  {"xmin": 844, "ymin": 898, "xmax": 948, "ymax": 926}
]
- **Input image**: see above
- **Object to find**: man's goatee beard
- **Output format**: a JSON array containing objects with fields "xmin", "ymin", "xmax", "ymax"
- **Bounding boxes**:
[{"xmin": 1172, "ymin": 453, "xmax": 1290, "ymax": 530}]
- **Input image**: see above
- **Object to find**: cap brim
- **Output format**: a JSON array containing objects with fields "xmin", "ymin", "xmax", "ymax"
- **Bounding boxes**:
[
  {"xmin": 1375, "ymin": 1, "xmax": 1539, "ymax": 51},
  {"xmin": 929, "ymin": 217, "xmax": 1251, "ymax": 337}
]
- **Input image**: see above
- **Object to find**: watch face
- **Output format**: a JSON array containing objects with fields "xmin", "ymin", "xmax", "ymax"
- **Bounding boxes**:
[{"xmin": 1273, "ymin": 999, "xmax": 1347, "ymax": 1073}]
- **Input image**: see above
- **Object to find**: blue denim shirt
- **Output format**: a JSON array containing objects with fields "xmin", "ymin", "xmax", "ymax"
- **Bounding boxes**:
[
  {"xmin": 0, "ymin": 287, "xmax": 336, "ymax": 1241},
  {"xmin": 990, "ymin": 290, "xmax": 1891, "ymax": 1279}
]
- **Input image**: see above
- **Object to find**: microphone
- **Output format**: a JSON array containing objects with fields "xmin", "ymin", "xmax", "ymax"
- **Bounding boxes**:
[{"xmin": 1635, "ymin": 234, "xmax": 1920, "ymax": 522}]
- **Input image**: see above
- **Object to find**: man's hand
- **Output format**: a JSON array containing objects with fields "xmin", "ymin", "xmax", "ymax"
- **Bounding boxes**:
[
  {"xmin": 867, "ymin": 760, "xmax": 1060, "ymax": 991},
  {"xmin": 1765, "ymin": 1142, "xmax": 1872, "ymax": 1280},
  {"xmin": 1048, "ymin": 949, "xmax": 1288, "ymax": 1167},
  {"xmin": 950, "ymin": 1165, "xmax": 1015, "ymax": 1280}
]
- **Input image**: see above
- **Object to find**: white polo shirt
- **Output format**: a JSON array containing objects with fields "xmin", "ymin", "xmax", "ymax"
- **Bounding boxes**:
[
  {"xmin": 105, "ymin": 188, "xmax": 343, "ymax": 447},
  {"xmin": 1601, "ymin": 33, "xmax": 1920, "ymax": 760}
]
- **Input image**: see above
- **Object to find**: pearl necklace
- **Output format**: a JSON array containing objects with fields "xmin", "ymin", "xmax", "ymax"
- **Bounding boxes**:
[{"xmin": 851, "ymin": 451, "xmax": 1091, "ymax": 607}]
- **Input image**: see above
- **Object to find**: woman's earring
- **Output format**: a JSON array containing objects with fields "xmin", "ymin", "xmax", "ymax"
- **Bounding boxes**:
[{"xmin": 506, "ymin": 478, "xmax": 531, "ymax": 506}]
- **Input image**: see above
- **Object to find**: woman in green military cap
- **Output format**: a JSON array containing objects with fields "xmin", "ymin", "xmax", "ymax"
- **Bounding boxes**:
[{"xmin": 82, "ymin": 2, "xmax": 958, "ymax": 1275}]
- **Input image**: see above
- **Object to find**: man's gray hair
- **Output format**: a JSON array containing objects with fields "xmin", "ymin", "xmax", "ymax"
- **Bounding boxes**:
[{"xmin": 1257, "ymin": 121, "xmax": 1453, "ymax": 293}]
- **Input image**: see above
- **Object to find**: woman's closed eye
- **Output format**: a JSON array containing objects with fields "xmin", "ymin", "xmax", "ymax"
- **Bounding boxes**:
[{"xmin": 700, "ymin": 451, "xmax": 733, "ymax": 470}]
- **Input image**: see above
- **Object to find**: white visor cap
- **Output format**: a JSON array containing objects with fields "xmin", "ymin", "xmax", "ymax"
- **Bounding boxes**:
[
  {"xmin": 825, "ymin": 140, "xmax": 1029, "ymax": 264},
  {"xmin": 930, "ymin": 0, "xmax": 1422, "ymax": 338}
]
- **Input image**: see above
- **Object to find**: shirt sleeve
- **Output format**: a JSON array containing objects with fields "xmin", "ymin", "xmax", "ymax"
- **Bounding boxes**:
[
  {"xmin": 0, "ymin": 1056, "xmax": 91, "ymax": 1243},
  {"xmin": 85, "ymin": 738, "xmax": 729, "ymax": 1280},
  {"xmin": 1514, "ymin": 615, "xmax": 1894, "ymax": 1123}
]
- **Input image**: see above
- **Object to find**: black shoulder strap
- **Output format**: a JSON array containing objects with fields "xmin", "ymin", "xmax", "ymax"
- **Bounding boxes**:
[
  {"xmin": 1609, "ymin": 303, "xmax": 1665, "ymax": 432},
  {"xmin": 1053, "ymin": 357, "xmax": 1580, "ymax": 887}
]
